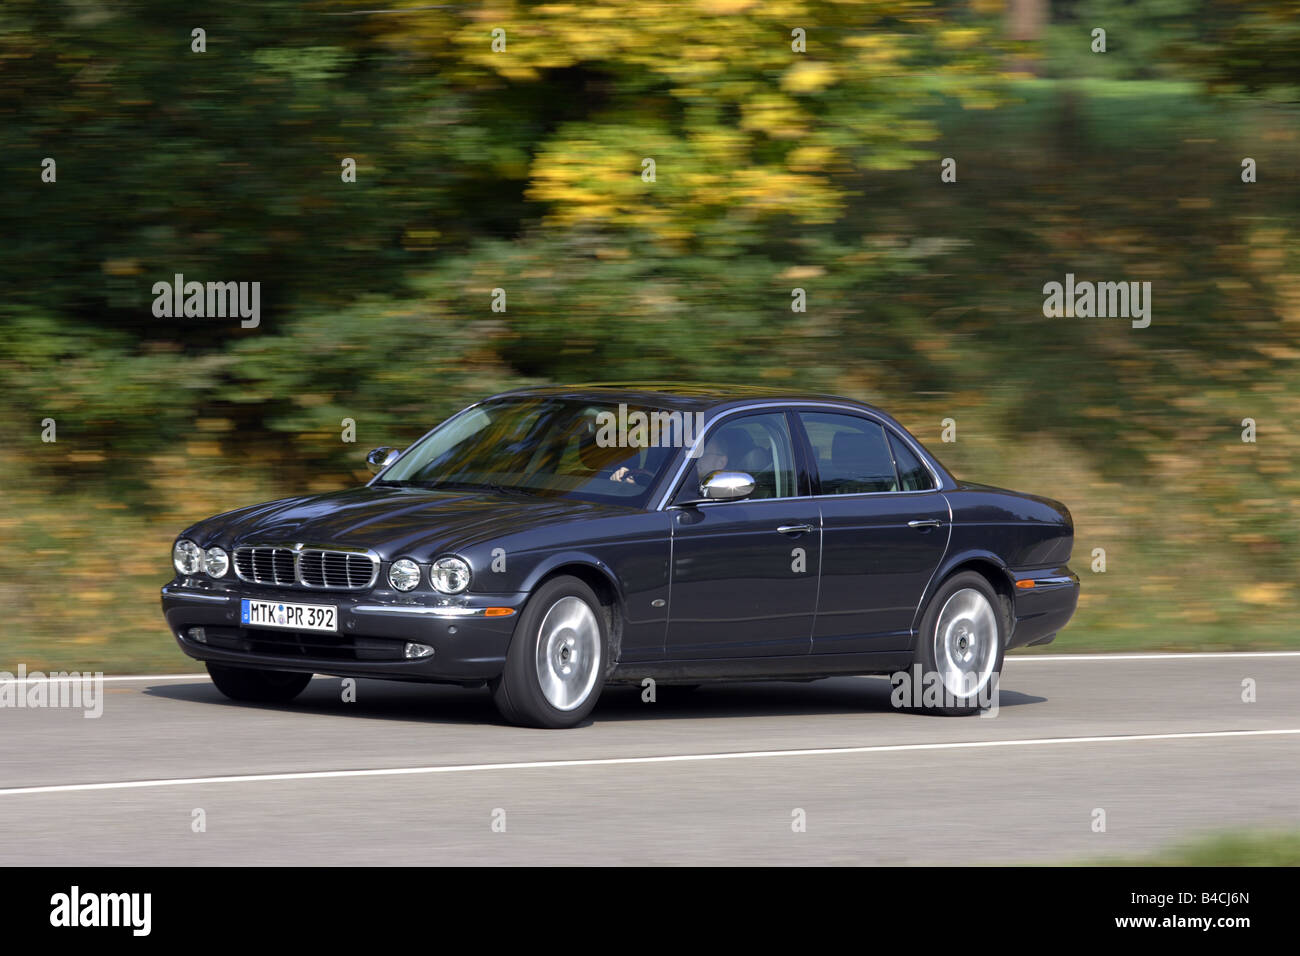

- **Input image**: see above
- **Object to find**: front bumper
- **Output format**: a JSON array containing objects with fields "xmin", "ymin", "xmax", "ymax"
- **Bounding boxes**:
[{"xmin": 161, "ymin": 579, "xmax": 524, "ymax": 682}]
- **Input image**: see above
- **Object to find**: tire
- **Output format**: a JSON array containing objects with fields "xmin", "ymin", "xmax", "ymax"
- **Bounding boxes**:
[
  {"xmin": 906, "ymin": 571, "xmax": 1005, "ymax": 716},
  {"xmin": 491, "ymin": 576, "xmax": 609, "ymax": 728},
  {"xmin": 206, "ymin": 662, "xmax": 313, "ymax": 704}
]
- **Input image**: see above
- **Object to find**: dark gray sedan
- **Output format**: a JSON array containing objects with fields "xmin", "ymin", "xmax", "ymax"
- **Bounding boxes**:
[{"xmin": 161, "ymin": 384, "xmax": 1079, "ymax": 727}]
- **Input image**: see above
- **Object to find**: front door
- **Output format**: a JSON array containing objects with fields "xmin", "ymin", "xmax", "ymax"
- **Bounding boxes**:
[{"xmin": 665, "ymin": 411, "xmax": 820, "ymax": 660}]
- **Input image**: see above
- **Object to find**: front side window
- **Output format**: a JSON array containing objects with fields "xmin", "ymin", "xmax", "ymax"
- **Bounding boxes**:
[
  {"xmin": 379, "ymin": 397, "xmax": 680, "ymax": 506},
  {"xmin": 678, "ymin": 411, "xmax": 798, "ymax": 501},
  {"xmin": 799, "ymin": 412, "xmax": 898, "ymax": 495}
]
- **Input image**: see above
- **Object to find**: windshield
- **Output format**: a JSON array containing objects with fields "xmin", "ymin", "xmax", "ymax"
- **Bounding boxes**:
[{"xmin": 377, "ymin": 397, "xmax": 686, "ymax": 507}]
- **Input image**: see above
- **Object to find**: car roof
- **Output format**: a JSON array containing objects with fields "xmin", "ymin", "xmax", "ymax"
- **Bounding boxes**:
[{"xmin": 494, "ymin": 382, "xmax": 880, "ymax": 414}]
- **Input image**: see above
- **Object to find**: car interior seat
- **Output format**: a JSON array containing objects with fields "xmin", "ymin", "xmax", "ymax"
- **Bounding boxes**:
[{"xmin": 829, "ymin": 430, "xmax": 896, "ymax": 493}]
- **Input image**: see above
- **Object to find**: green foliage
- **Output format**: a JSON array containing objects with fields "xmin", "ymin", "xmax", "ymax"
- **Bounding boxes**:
[
  {"xmin": 1044, "ymin": 0, "xmax": 1201, "ymax": 80},
  {"xmin": 1083, "ymin": 830, "xmax": 1300, "ymax": 866},
  {"xmin": 1169, "ymin": 0, "xmax": 1300, "ymax": 99}
]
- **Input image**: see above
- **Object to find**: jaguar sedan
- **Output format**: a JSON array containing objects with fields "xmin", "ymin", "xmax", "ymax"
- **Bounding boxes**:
[{"xmin": 161, "ymin": 384, "xmax": 1079, "ymax": 727}]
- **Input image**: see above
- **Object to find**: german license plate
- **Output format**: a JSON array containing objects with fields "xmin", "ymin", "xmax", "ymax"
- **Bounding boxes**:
[{"xmin": 240, "ymin": 598, "xmax": 337, "ymax": 633}]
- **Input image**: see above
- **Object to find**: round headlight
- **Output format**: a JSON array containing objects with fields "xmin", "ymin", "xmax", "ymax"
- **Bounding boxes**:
[
  {"xmin": 430, "ymin": 555, "xmax": 471, "ymax": 594},
  {"xmin": 173, "ymin": 539, "xmax": 203, "ymax": 575},
  {"xmin": 388, "ymin": 558, "xmax": 421, "ymax": 592},
  {"xmin": 204, "ymin": 546, "xmax": 229, "ymax": 578}
]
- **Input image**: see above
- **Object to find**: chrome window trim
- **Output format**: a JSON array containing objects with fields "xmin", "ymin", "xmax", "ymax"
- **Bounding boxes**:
[
  {"xmin": 810, "ymin": 488, "xmax": 944, "ymax": 501},
  {"xmin": 654, "ymin": 401, "xmax": 946, "ymax": 511},
  {"xmin": 232, "ymin": 543, "xmax": 380, "ymax": 591}
]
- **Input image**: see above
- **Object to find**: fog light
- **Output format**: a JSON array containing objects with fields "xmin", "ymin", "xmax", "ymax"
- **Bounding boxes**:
[
  {"xmin": 187, "ymin": 627, "xmax": 207, "ymax": 644},
  {"xmin": 404, "ymin": 642, "xmax": 434, "ymax": 660}
]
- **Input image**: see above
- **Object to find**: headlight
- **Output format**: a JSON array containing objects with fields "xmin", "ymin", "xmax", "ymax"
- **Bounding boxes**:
[
  {"xmin": 204, "ymin": 546, "xmax": 229, "ymax": 578},
  {"xmin": 388, "ymin": 558, "xmax": 421, "ymax": 592},
  {"xmin": 430, "ymin": 555, "xmax": 471, "ymax": 594},
  {"xmin": 173, "ymin": 539, "xmax": 203, "ymax": 575}
]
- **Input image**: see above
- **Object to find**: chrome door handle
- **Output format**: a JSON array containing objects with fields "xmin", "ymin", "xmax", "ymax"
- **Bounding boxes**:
[
  {"xmin": 908, "ymin": 519, "xmax": 943, "ymax": 529},
  {"xmin": 777, "ymin": 524, "xmax": 814, "ymax": 535}
]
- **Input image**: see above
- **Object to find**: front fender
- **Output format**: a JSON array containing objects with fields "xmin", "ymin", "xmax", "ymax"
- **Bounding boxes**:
[{"xmin": 516, "ymin": 550, "xmax": 626, "ymax": 603}]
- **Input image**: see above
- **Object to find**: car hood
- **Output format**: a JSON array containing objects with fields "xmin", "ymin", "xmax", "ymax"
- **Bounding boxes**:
[{"xmin": 184, "ymin": 486, "xmax": 630, "ymax": 560}]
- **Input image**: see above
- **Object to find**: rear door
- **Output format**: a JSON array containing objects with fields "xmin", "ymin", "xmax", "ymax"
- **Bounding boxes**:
[{"xmin": 794, "ymin": 410, "xmax": 949, "ymax": 655}]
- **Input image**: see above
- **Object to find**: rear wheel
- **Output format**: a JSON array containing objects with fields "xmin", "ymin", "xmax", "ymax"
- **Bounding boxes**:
[
  {"xmin": 491, "ymin": 576, "xmax": 609, "ymax": 728},
  {"xmin": 907, "ymin": 571, "xmax": 1005, "ymax": 716},
  {"xmin": 206, "ymin": 662, "xmax": 313, "ymax": 703}
]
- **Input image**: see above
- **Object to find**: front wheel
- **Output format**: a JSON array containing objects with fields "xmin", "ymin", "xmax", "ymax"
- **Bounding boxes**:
[
  {"xmin": 906, "ymin": 571, "xmax": 1005, "ymax": 716},
  {"xmin": 206, "ymin": 662, "xmax": 313, "ymax": 703},
  {"xmin": 491, "ymin": 576, "xmax": 609, "ymax": 728}
]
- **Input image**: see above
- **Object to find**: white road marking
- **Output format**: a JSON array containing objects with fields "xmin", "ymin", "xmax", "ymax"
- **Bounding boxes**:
[
  {"xmin": 2, "ymin": 727, "xmax": 1297, "ymax": 797},
  {"xmin": 0, "ymin": 674, "xmax": 209, "ymax": 684}
]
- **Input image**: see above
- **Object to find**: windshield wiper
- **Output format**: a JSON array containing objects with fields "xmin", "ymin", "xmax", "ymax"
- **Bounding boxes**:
[{"xmin": 425, "ymin": 479, "xmax": 541, "ymax": 496}]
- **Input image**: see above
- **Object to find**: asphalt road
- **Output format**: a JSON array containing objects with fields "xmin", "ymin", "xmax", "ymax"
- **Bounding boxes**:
[{"xmin": 1, "ymin": 653, "xmax": 1297, "ymax": 865}]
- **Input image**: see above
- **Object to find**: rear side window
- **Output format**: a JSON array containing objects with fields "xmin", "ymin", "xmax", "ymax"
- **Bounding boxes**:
[
  {"xmin": 799, "ymin": 412, "xmax": 898, "ymax": 495},
  {"xmin": 889, "ymin": 432, "xmax": 936, "ymax": 491}
]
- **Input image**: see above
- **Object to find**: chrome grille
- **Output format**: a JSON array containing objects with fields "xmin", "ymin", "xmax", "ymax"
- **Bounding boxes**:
[
  {"xmin": 234, "ymin": 547, "xmax": 296, "ymax": 586},
  {"xmin": 298, "ymin": 549, "xmax": 376, "ymax": 590},
  {"xmin": 232, "ymin": 546, "xmax": 377, "ymax": 591}
]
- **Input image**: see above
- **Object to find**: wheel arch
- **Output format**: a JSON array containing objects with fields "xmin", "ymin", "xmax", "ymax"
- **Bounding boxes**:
[
  {"xmin": 913, "ymin": 551, "xmax": 1016, "ymax": 647},
  {"xmin": 523, "ymin": 555, "xmax": 625, "ymax": 672}
]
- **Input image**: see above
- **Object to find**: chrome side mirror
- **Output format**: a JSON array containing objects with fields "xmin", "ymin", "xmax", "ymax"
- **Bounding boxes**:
[
  {"xmin": 366, "ymin": 446, "xmax": 401, "ymax": 475},
  {"xmin": 700, "ymin": 471, "xmax": 756, "ymax": 502}
]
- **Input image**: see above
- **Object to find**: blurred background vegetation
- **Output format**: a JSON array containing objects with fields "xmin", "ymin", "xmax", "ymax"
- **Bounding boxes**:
[{"xmin": 1, "ymin": 1, "xmax": 1296, "ymax": 670}]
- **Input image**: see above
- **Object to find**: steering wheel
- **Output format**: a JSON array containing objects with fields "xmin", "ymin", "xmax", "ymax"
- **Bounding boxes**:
[{"xmin": 607, "ymin": 465, "xmax": 653, "ymax": 487}]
